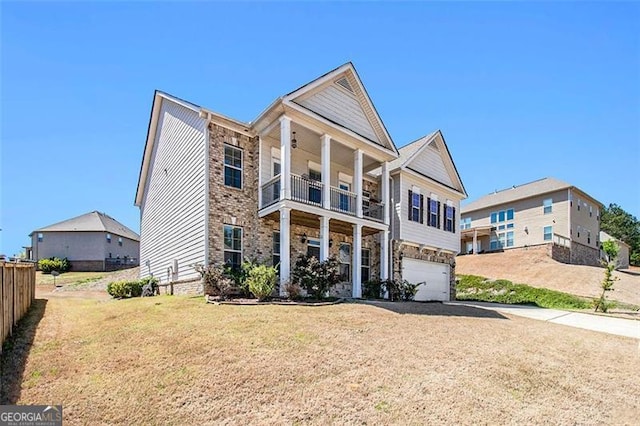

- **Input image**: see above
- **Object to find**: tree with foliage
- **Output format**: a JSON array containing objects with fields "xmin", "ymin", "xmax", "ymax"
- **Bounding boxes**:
[
  {"xmin": 594, "ymin": 240, "xmax": 619, "ymax": 313},
  {"xmin": 600, "ymin": 203, "xmax": 640, "ymax": 266}
]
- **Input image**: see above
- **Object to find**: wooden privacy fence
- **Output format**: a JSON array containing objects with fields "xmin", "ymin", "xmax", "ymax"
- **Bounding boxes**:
[{"xmin": 1, "ymin": 261, "xmax": 36, "ymax": 352}]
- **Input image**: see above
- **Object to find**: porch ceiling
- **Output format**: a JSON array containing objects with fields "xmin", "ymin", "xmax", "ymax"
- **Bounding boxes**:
[
  {"xmin": 460, "ymin": 226, "xmax": 493, "ymax": 239},
  {"xmin": 262, "ymin": 210, "xmax": 380, "ymax": 237}
]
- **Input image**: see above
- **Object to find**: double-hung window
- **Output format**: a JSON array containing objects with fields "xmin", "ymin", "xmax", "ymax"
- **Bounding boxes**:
[
  {"xmin": 428, "ymin": 198, "xmax": 439, "ymax": 228},
  {"xmin": 361, "ymin": 249, "xmax": 371, "ymax": 284},
  {"xmin": 543, "ymin": 226, "xmax": 553, "ymax": 241},
  {"xmin": 410, "ymin": 191, "xmax": 421, "ymax": 222},
  {"xmin": 272, "ymin": 232, "xmax": 280, "ymax": 272},
  {"xmin": 339, "ymin": 243, "xmax": 351, "ymax": 281},
  {"xmin": 460, "ymin": 217, "xmax": 471, "ymax": 230},
  {"xmin": 224, "ymin": 145, "xmax": 242, "ymax": 189},
  {"xmin": 444, "ymin": 204, "xmax": 455, "ymax": 232},
  {"xmin": 543, "ymin": 198, "xmax": 552, "ymax": 214},
  {"xmin": 224, "ymin": 225, "xmax": 242, "ymax": 270}
]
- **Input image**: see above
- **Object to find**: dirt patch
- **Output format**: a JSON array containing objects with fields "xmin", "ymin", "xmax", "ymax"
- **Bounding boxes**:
[
  {"xmin": 2, "ymin": 296, "xmax": 638, "ymax": 424},
  {"xmin": 457, "ymin": 250, "xmax": 640, "ymax": 306}
]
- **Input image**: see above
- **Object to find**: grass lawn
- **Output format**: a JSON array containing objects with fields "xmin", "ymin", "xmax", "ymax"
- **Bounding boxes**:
[
  {"xmin": 2, "ymin": 295, "xmax": 638, "ymax": 424},
  {"xmin": 36, "ymin": 271, "xmax": 105, "ymax": 287}
]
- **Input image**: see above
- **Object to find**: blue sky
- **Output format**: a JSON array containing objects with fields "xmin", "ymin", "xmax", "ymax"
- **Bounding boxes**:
[{"xmin": 1, "ymin": 1, "xmax": 639, "ymax": 255}]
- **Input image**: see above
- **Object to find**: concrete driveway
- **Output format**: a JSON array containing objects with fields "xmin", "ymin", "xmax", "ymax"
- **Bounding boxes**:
[{"xmin": 448, "ymin": 301, "xmax": 640, "ymax": 339}]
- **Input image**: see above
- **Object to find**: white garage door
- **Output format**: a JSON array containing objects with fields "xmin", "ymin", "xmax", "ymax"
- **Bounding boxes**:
[{"xmin": 402, "ymin": 258, "xmax": 450, "ymax": 301}]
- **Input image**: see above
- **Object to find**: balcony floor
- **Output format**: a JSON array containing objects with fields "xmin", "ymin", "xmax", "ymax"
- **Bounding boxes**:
[{"xmin": 262, "ymin": 209, "xmax": 382, "ymax": 236}]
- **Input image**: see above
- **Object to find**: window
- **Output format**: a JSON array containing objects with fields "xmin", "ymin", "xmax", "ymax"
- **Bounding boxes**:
[
  {"xmin": 37, "ymin": 233, "xmax": 43, "ymax": 242},
  {"xmin": 490, "ymin": 212, "xmax": 498, "ymax": 224},
  {"xmin": 307, "ymin": 238, "xmax": 320, "ymax": 259},
  {"xmin": 490, "ymin": 235, "xmax": 499, "ymax": 251},
  {"xmin": 309, "ymin": 169, "xmax": 322, "ymax": 204},
  {"xmin": 543, "ymin": 198, "xmax": 552, "ymax": 214},
  {"xmin": 106, "ymin": 233, "xmax": 111, "ymax": 243},
  {"xmin": 596, "ymin": 208, "xmax": 600, "ymax": 221},
  {"xmin": 577, "ymin": 199, "xmax": 581, "ymax": 211},
  {"xmin": 544, "ymin": 226, "xmax": 553, "ymax": 241},
  {"xmin": 362, "ymin": 190, "xmax": 371, "ymax": 216},
  {"xmin": 506, "ymin": 209, "xmax": 514, "ymax": 220},
  {"xmin": 428, "ymin": 198, "xmax": 439, "ymax": 228},
  {"xmin": 506, "ymin": 223, "xmax": 514, "ymax": 229},
  {"xmin": 118, "ymin": 237, "xmax": 123, "ymax": 247},
  {"xmin": 506, "ymin": 231, "xmax": 514, "ymax": 247},
  {"xmin": 444, "ymin": 205, "xmax": 455, "ymax": 232},
  {"xmin": 361, "ymin": 248, "xmax": 370, "ymax": 284},
  {"xmin": 460, "ymin": 217, "xmax": 471, "ymax": 230},
  {"xmin": 339, "ymin": 243, "xmax": 351, "ymax": 281},
  {"xmin": 498, "ymin": 225, "xmax": 505, "ymax": 230},
  {"xmin": 498, "ymin": 233, "xmax": 506, "ymax": 248},
  {"xmin": 498, "ymin": 211, "xmax": 505, "ymax": 222},
  {"xmin": 587, "ymin": 230, "xmax": 591, "ymax": 244},
  {"xmin": 589, "ymin": 206, "xmax": 593, "ymax": 217},
  {"xmin": 272, "ymin": 157, "xmax": 281, "ymax": 201},
  {"xmin": 339, "ymin": 181, "xmax": 351, "ymax": 212},
  {"xmin": 272, "ymin": 232, "xmax": 280, "ymax": 272},
  {"xmin": 223, "ymin": 225, "xmax": 242, "ymax": 270},
  {"xmin": 577, "ymin": 225, "xmax": 581, "ymax": 238},
  {"xmin": 410, "ymin": 191, "xmax": 421, "ymax": 222},
  {"xmin": 224, "ymin": 145, "xmax": 242, "ymax": 188}
]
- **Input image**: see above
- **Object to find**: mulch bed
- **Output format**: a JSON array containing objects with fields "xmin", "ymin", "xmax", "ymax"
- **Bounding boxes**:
[{"xmin": 206, "ymin": 295, "xmax": 344, "ymax": 306}]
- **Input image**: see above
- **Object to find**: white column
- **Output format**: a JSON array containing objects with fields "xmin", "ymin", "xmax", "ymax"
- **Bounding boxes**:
[
  {"xmin": 352, "ymin": 224, "xmax": 362, "ymax": 298},
  {"xmin": 473, "ymin": 229, "xmax": 478, "ymax": 255},
  {"xmin": 321, "ymin": 134, "xmax": 331, "ymax": 210},
  {"xmin": 381, "ymin": 161, "xmax": 390, "ymax": 225},
  {"xmin": 280, "ymin": 116, "xmax": 292, "ymax": 200},
  {"xmin": 380, "ymin": 230, "xmax": 389, "ymax": 280},
  {"xmin": 320, "ymin": 216, "xmax": 330, "ymax": 261},
  {"xmin": 354, "ymin": 149, "xmax": 363, "ymax": 218},
  {"xmin": 257, "ymin": 136, "xmax": 263, "ymax": 208},
  {"xmin": 279, "ymin": 207, "xmax": 291, "ymax": 296}
]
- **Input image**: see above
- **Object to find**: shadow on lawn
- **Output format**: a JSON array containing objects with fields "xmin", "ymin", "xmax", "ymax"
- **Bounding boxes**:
[
  {"xmin": 361, "ymin": 300, "xmax": 507, "ymax": 319},
  {"xmin": 1, "ymin": 299, "xmax": 48, "ymax": 404}
]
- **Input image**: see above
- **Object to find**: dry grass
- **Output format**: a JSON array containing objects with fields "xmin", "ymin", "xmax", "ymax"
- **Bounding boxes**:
[
  {"xmin": 36, "ymin": 271, "xmax": 105, "ymax": 286},
  {"xmin": 2, "ymin": 295, "xmax": 639, "ymax": 425},
  {"xmin": 457, "ymin": 250, "xmax": 640, "ymax": 306}
]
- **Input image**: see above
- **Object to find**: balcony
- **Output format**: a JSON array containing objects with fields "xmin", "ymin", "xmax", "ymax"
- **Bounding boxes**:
[{"xmin": 260, "ymin": 174, "xmax": 384, "ymax": 223}]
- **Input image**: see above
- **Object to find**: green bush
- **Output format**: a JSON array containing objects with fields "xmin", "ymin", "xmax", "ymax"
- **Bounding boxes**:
[
  {"xmin": 194, "ymin": 263, "xmax": 234, "ymax": 299},
  {"xmin": 246, "ymin": 264, "xmax": 277, "ymax": 301},
  {"xmin": 383, "ymin": 279, "xmax": 419, "ymax": 301},
  {"xmin": 363, "ymin": 279, "xmax": 384, "ymax": 299},
  {"xmin": 291, "ymin": 254, "xmax": 341, "ymax": 299},
  {"xmin": 38, "ymin": 257, "xmax": 70, "ymax": 274},
  {"xmin": 106, "ymin": 280, "xmax": 144, "ymax": 298}
]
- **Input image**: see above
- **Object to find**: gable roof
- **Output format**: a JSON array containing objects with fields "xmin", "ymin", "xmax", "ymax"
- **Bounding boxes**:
[
  {"xmin": 462, "ymin": 177, "xmax": 577, "ymax": 213},
  {"xmin": 282, "ymin": 62, "xmax": 398, "ymax": 155},
  {"xmin": 599, "ymin": 231, "xmax": 631, "ymax": 248},
  {"xmin": 32, "ymin": 211, "xmax": 140, "ymax": 241},
  {"xmin": 389, "ymin": 130, "xmax": 466, "ymax": 196}
]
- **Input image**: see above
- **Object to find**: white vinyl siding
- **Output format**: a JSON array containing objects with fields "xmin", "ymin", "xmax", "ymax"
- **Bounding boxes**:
[
  {"xmin": 296, "ymin": 85, "xmax": 380, "ymax": 143},
  {"xmin": 407, "ymin": 145, "xmax": 454, "ymax": 187},
  {"xmin": 396, "ymin": 172, "xmax": 461, "ymax": 253},
  {"xmin": 139, "ymin": 99, "xmax": 206, "ymax": 283}
]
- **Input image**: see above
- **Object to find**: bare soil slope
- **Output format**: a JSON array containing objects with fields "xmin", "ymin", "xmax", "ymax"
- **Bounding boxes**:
[{"xmin": 456, "ymin": 249, "xmax": 640, "ymax": 306}]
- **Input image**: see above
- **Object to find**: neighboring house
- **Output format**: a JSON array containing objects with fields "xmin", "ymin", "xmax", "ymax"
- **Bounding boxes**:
[
  {"xmin": 135, "ymin": 62, "xmax": 466, "ymax": 300},
  {"xmin": 599, "ymin": 231, "xmax": 630, "ymax": 270},
  {"xmin": 29, "ymin": 211, "xmax": 140, "ymax": 271},
  {"xmin": 460, "ymin": 177, "xmax": 603, "ymax": 266}
]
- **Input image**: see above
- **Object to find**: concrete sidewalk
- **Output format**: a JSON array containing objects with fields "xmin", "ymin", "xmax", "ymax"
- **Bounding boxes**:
[{"xmin": 447, "ymin": 301, "xmax": 640, "ymax": 339}]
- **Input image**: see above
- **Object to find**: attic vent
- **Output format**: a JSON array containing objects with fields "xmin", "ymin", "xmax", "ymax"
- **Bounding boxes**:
[{"xmin": 335, "ymin": 77, "xmax": 354, "ymax": 93}]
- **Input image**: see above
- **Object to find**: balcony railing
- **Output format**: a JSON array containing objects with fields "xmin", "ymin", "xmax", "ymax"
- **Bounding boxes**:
[
  {"xmin": 291, "ymin": 174, "xmax": 323, "ymax": 207},
  {"xmin": 330, "ymin": 186, "xmax": 357, "ymax": 216},
  {"xmin": 261, "ymin": 175, "xmax": 281, "ymax": 208},
  {"xmin": 260, "ymin": 175, "xmax": 384, "ymax": 223},
  {"xmin": 363, "ymin": 200, "xmax": 384, "ymax": 222}
]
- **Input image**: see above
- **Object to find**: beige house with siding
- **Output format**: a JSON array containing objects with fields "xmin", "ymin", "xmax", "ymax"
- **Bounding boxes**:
[
  {"xmin": 599, "ymin": 231, "xmax": 630, "ymax": 269},
  {"xmin": 460, "ymin": 178, "xmax": 602, "ymax": 266},
  {"xmin": 135, "ymin": 63, "xmax": 467, "ymax": 300}
]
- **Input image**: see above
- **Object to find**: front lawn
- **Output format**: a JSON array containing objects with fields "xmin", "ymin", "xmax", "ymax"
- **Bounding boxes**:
[{"xmin": 2, "ymin": 295, "xmax": 638, "ymax": 424}]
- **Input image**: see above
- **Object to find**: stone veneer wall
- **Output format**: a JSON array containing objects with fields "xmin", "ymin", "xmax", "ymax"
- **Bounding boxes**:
[
  {"xmin": 548, "ymin": 244, "xmax": 570, "ymax": 264},
  {"xmin": 569, "ymin": 241, "xmax": 601, "ymax": 267},
  {"xmin": 69, "ymin": 260, "xmax": 105, "ymax": 272},
  {"xmin": 391, "ymin": 240, "xmax": 456, "ymax": 301}
]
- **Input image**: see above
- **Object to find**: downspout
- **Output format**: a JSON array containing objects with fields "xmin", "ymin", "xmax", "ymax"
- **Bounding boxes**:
[{"xmin": 203, "ymin": 113, "xmax": 212, "ymax": 270}]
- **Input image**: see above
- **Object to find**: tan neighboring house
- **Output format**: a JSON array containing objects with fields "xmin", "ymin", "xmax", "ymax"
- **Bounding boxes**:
[
  {"xmin": 599, "ymin": 231, "xmax": 630, "ymax": 269},
  {"xmin": 460, "ymin": 177, "xmax": 602, "ymax": 266},
  {"xmin": 135, "ymin": 63, "xmax": 467, "ymax": 300},
  {"xmin": 29, "ymin": 211, "xmax": 140, "ymax": 271}
]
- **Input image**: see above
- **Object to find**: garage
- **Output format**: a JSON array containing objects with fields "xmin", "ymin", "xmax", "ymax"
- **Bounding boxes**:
[{"xmin": 401, "ymin": 258, "xmax": 450, "ymax": 301}]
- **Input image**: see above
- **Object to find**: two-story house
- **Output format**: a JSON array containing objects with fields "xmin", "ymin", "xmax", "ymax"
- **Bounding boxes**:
[
  {"xmin": 460, "ymin": 177, "xmax": 602, "ymax": 266},
  {"xmin": 135, "ymin": 63, "xmax": 466, "ymax": 300}
]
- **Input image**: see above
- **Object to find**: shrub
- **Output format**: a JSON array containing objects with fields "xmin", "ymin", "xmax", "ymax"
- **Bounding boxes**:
[
  {"xmin": 284, "ymin": 281, "xmax": 302, "ymax": 300},
  {"xmin": 38, "ymin": 257, "xmax": 70, "ymax": 274},
  {"xmin": 194, "ymin": 263, "xmax": 234, "ymax": 299},
  {"xmin": 246, "ymin": 264, "xmax": 277, "ymax": 301},
  {"xmin": 383, "ymin": 279, "xmax": 419, "ymax": 301},
  {"xmin": 363, "ymin": 279, "xmax": 384, "ymax": 299},
  {"xmin": 291, "ymin": 254, "xmax": 341, "ymax": 299},
  {"xmin": 140, "ymin": 276, "xmax": 159, "ymax": 296},
  {"xmin": 106, "ymin": 280, "xmax": 143, "ymax": 298}
]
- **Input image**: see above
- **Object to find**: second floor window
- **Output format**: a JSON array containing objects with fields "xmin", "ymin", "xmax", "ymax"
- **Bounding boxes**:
[
  {"xmin": 224, "ymin": 145, "xmax": 242, "ymax": 189},
  {"xmin": 444, "ymin": 205, "xmax": 456, "ymax": 232},
  {"xmin": 37, "ymin": 233, "xmax": 43, "ymax": 242},
  {"xmin": 460, "ymin": 217, "xmax": 471, "ymax": 230},
  {"xmin": 428, "ymin": 198, "xmax": 439, "ymax": 228},
  {"xmin": 544, "ymin": 226, "xmax": 553, "ymax": 241},
  {"xmin": 543, "ymin": 198, "xmax": 552, "ymax": 214}
]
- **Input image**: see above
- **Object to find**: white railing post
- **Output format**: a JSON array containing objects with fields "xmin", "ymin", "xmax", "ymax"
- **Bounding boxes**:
[{"xmin": 354, "ymin": 149, "xmax": 363, "ymax": 218}]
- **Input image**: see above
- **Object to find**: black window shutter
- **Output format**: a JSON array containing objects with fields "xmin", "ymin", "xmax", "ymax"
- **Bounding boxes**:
[
  {"xmin": 408, "ymin": 190, "xmax": 413, "ymax": 221},
  {"xmin": 419, "ymin": 194, "xmax": 424, "ymax": 224},
  {"xmin": 427, "ymin": 198, "xmax": 431, "ymax": 226},
  {"xmin": 437, "ymin": 201, "xmax": 441, "ymax": 229},
  {"xmin": 452, "ymin": 207, "xmax": 456, "ymax": 233}
]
